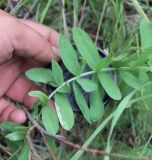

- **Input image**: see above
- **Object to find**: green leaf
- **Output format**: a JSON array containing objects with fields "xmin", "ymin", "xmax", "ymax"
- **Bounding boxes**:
[
  {"xmin": 0, "ymin": 122, "xmax": 27, "ymax": 132},
  {"xmin": 129, "ymin": 48, "xmax": 152, "ymax": 66},
  {"xmin": 25, "ymin": 68, "xmax": 53, "ymax": 84},
  {"xmin": 140, "ymin": 19, "xmax": 152, "ymax": 49},
  {"xmin": 6, "ymin": 131, "xmax": 26, "ymax": 141},
  {"xmin": 96, "ymin": 56, "xmax": 111, "ymax": 71},
  {"xmin": 28, "ymin": 91, "xmax": 48, "ymax": 104},
  {"xmin": 18, "ymin": 143, "xmax": 30, "ymax": 160},
  {"xmin": 90, "ymin": 75, "xmax": 104, "ymax": 122},
  {"xmin": 52, "ymin": 59, "xmax": 64, "ymax": 85},
  {"xmin": 42, "ymin": 105, "xmax": 59, "ymax": 134},
  {"xmin": 73, "ymin": 82, "xmax": 92, "ymax": 124},
  {"xmin": 59, "ymin": 34, "xmax": 81, "ymax": 75},
  {"xmin": 55, "ymin": 93, "xmax": 74, "ymax": 130},
  {"xmin": 76, "ymin": 78, "xmax": 97, "ymax": 92},
  {"xmin": 72, "ymin": 27, "xmax": 101, "ymax": 70},
  {"xmin": 57, "ymin": 83, "xmax": 70, "ymax": 93},
  {"xmin": 98, "ymin": 72, "xmax": 121, "ymax": 100},
  {"xmin": 119, "ymin": 71, "xmax": 141, "ymax": 89}
]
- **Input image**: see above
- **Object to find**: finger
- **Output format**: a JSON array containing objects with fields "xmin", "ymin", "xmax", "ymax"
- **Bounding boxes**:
[
  {"xmin": 0, "ymin": 57, "xmax": 24, "ymax": 97},
  {"xmin": 0, "ymin": 98, "xmax": 26, "ymax": 124},
  {"xmin": 6, "ymin": 76, "xmax": 54, "ymax": 108},
  {"xmin": 6, "ymin": 76, "xmax": 39, "ymax": 108},
  {"xmin": 22, "ymin": 59, "xmax": 46, "ymax": 72},
  {"xmin": 12, "ymin": 21, "xmax": 60, "ymax": 62},
  {"xmin": 20, "ymin": 19, "xmax": 59, "ymax": 48},
  {"xmin": 0, "ymin": 10, "xmax": 59, "ymax": 63}
]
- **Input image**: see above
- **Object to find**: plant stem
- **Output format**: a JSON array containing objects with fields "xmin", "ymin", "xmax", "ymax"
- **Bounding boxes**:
[{"xmin": 48, "ymin": 66, "xmax": 152, "ymax": 99}]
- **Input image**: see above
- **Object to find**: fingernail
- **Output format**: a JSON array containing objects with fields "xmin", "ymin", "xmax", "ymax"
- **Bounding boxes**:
[{"xmin": 52, "ymin": 47, "xmax": 60, "ymax": 60}]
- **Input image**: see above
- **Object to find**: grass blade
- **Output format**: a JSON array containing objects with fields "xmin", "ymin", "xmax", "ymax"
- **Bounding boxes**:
[{"xmin": 40, "ymin": 0, "xmax": 52, "ymax": 23}]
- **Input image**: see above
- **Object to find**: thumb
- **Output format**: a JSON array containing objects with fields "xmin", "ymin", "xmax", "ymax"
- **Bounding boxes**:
[{"xmin": 0, "ymin": 10, "xmax": 60, "ymax": 63}]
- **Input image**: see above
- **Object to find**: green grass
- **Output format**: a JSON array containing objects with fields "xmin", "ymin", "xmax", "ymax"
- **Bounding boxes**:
[{"xmin": 1, "ymin": 0, "xmax": 152, "ymax": 160}]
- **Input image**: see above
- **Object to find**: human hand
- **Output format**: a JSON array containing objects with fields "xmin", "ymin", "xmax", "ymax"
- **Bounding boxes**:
[{"xmin": 0, "ymin": 10, "xmax": 59, "ymax": 124}]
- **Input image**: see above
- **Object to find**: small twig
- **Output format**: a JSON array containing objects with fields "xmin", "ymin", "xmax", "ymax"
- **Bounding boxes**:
[
  {"xmin": 95, "ymin": 0, "xmax": 108, "ymax": 45},
  {"xmin": 41, "ymin": 132, "xmax": 57, "ymax": 160},
  {"xmin": 23, "ymin": 106, "xmax": 151, "ymax": 160}
]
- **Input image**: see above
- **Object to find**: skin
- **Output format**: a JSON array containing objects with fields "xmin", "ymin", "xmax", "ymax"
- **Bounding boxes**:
[{"xmin": 0, "ymin": 10, "xmax": 60, "ymax": 124}]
